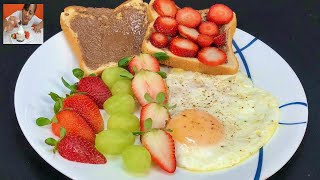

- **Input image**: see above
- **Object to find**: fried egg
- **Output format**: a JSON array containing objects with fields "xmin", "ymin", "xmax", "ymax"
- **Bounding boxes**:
[{"xmin": 166, "ymin": 69, "xmax": 280, "ymax": 171}]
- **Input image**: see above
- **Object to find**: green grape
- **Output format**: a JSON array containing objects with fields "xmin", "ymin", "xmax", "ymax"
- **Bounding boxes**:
[
  {"xmin": 107, "ymin": 113, "xmax": 139, "ymax": 132},
  {"xmin": 95, "ymin": 129, "xmax": 135, "ymax": 155},
  {"xmin": 101, "ymin": 67, "xmax": 130, "ymax": 88},
  {"xmin": 103, "ymin": 94, "xmax": 135, "ymax": 114},
  {"xmin": 122, "ymin": 145, "xmax": 151, "ymax": 173},
  {"xmin": 111, "ymin": 79, "xmax": 133, "ymax": 96}
]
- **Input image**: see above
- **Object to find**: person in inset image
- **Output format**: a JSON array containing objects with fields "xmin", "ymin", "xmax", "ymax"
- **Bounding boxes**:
[{"xmin": 3, "ymin": 4, "xmax": 43, "ymax": 33}]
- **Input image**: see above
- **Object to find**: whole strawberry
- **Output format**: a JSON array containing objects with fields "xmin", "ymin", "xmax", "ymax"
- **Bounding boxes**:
[
  {"xmin": 45, "ymin": 130, "xmax": 106, "ymax": 164},
  {"xmin": 62, "ymin": 68, "xmax": 112, "ymax": 109}
]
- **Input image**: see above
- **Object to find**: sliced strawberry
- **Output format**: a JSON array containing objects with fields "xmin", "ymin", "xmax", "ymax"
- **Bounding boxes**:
[
  {"xmin": 198, "ymin": 21, "xmax": 219, "ymax": 37},
  {"xmin": 128, "ymin": 54, "xmax": 160, "ymax": 74},
  {"xmin": 178, "ymin": 25, "xmax": 199, "ymax": 42},
  {"xmin": 197, "ymin": 34, "xmax": 214, "ymax": 47},
  {"xmin": 154, "ymin": 16, "xmax": 178, "ymax": 36},
  {"xmin": 140, "ymin": 103, "xmax": 170, "ymax": 131},
  {"xmin": 52, "ymin": 110, "xmax": 95, "ymax": 143},
  {"xmin": 176, "ymin": 7, "xmax": 201, "ymax": 28},
  {"xmin": 153, "ymin": 0, "xmax": 178, "ymax": 17},
  {"xmin": 77, "ymin": 76, "xmax": 112, "ymax": 109},
  {"xmin": 212, "ymin": 33, "xmax": 226, "ymax": 46},
  {"xmin": 169, "ymin": 37, "xmax": 199, "ymax": 57},
  {"xmin": 25, "ymin": 31, "xmax": 30, "ymax": 39},
  {"xmin": 57, "ymin": 135, "xmax": 106, "ymax": 164},
  {"xmin": 142, "ymin": 129, "xmax": 176, "ymax": 173},
  {"xmin": 131, "ymin": 70, "xmax": 167, "ymax": 106},
  {"xmin": 13, "ymin": 33, "xmax": 16, "ymax": 39},
  {"xmin": 207, "ymin": 4, "xmax": 233, "ymax": 25},
  {"xmin": 63, "ymin": 94, "xmax": 104, "ymax": 134},
  {"xmin": 198, "ymin": 47, "xmax": 227, "ymax": 66},
  {"xmin": 150, "ymin": 32, "xmax": 169, "ymax": 48}
]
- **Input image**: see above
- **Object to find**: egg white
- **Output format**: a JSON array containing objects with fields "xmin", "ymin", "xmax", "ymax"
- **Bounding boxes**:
[{"xmin": 166, "ymin": 69, "xmax": 280, "ymax": 171}]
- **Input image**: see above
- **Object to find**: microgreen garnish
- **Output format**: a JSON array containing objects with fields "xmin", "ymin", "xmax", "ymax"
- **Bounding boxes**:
[
  {"xmin": 133, "ymin": 66, "xmax": 138, "ymax": 74},
  {"xmin": 120, "ymin": 71, "xmax": 134, "ymax": 80},
  {"xmin": 118, "ymin": 56, "xmax": 133, "ymax": 67},
  {"xmin": 61, "ymin": 77, "xmax": 77, "ymax": 94},
  {"xmin": 144, "ymin": 93, "xmax": 153, "ymax": 103},
  {"xmin": 157, "ymin": 71, "xmax": 167, "ymax": 79},
  {"xmin": 153, "ymin": 52, "xmax": 169, "ymax": 61},
  {"xmin": 36, "ymin": 117, "xmax": 51, "ymax": 126},
  {"xmin": 88, "ymin": 73, "xmax": 96, "ymax": 77},
  {"xmin": 72, "ymin": 68, "xmax": 84, "ymax": 80},
  {"xmin": 45, "ymin": 127, "xmax": 67, "ymax": 153},
  {"xmin": 156, "ymin": 92, "xmax": 165, "ymax": 104},
  {"xmin": 49, "ymin": 92, "xmax": 62, "ymax": 102}
]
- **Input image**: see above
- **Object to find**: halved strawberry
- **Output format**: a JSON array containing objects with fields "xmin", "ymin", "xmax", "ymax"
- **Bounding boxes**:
[
  {"xmin": 178, "ymin": 25, "xmax": 199, "ymax": 42},
  {"xmin": 153, "ymin": 0, "xmax": 178, "ymax": 17},
  {"xmin": 150, "ymin": 32, "xmax": 169, "ymax": 48},
  {"xmin": 154, "ymin": 16, "xmax": 178, "ymax": 36},
  {"xmin": 128, "ymin": 54, "xmax": 160, "ymax": 74},
  {"xmin": 141, "ymin": 129, "xmax": 176, "ymax": 173},
  {"xmin": 198, "ymin": 47, "xmax": 227, "ymax": 66},
  {"xmin": 212, "ymin": 33, "xmax": 226, "ymax": 46},
  {"xmin": 25, "ymin": 31, "xmax": 30, "ymax": 39},
  {"xmin": 13, "ymin": 33, "xmax": 16, "ymax": 39},
  {"xmin": 169, "ymin": 37, "xmax": 199, "ymax": 57},
  {"xmin": 131, "ymin": 70, "xmax": 167, "ymax": 106},
  {"xmin": 176, "ymin": 7, "xmax": 201, "ymax": 28},
  {"xmin": 207, "ymin": 4, "xmax": 233, "ymax": 25},
  {"xmin": 198, "ymin": 21, "xmax": 219, "ymax": 37},
  {"xmin": 140, "ymin": 103, "xmax": 170, "ymax": 131},
  {"xmin": 197, "ymin": 34, "xmax": 214, "ymax": 47}
]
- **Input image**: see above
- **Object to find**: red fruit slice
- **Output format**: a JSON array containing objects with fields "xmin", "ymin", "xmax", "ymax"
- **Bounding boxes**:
[
  {"xmin": 52, "ymin": 110, "xmax": 95, "ymax": 143},
  {"xmin": 212, "ymin": 33, "xmax": 226, "ymax": 46},
  {"xmin": 207, "ymin": 4, "xmax": 234, "ymax": 25},
  {"xmin": 140, "ymin": 103, "xmax": 170, "ymax": 131},
  {"xmin": 176, "ymin": 7, "xmax": 201, "ymax": 28},
  {"xmin": 154, "ymin": 16, "xmax": 178, "ymax": 36},
  {"xmin": 131, "ymin": 70, "xmax": 167, "ymax": 106},
  {"xmin": 153, "ymin": 0, "xmax": 178, "ymax": 17},
  {"xmin": 77, "ymin": 76, "xmax": 112, "ymax": 109},
  {"xmin": 178, "ymin": 25, "xmax": 199, "ymax": 42},
  {"xmin": 25, "ymin": 31, "xmax": 30, "ymax": 39},
  {"xmin": 150, "ymin": 32, "xmax": 169, "ymax": 48},
  {"xmin": 198, "ymin": 47, "xmax": 227, "ymax": 66},
  {"xmin": 63, "ymin": 94, "xmax": 104, "ymax": 134},
  {"xmin": 57, "ymin": 135, "xmax": 106, "ymax": 164},
  {"xmin": 128, "ymin": 54, "xmax": 160, "ymax": 74},
  {"xmin": 142, "ymin": 129, "xmax": 176, "ymax": 173},
  {"xmin": 197, "ymin": 34, "xmax": 214, "ymax": 47},
  {"xmin": 198, "ymin": 21, "xmax": 219, "ymax": 37},
  {"xmin": 169, "ymin": 37, "xmax": 199, "ymax": 57}
]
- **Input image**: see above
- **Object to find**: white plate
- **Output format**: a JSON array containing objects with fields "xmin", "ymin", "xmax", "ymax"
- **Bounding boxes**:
[{"xmin": 14, "ymin": 29, "xmax": 308, "ymax": 180}]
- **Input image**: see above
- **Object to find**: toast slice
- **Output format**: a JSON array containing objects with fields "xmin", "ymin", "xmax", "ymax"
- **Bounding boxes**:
[
  {"xmin": 142, "ymin": 0, "xmax": 239, "ymax": 75},
  {"xmin": 60, "ymin": 0, "xmax": 148, "ymax": 76}
]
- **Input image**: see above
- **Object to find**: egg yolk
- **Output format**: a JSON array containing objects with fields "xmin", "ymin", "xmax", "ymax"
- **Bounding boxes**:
[{"xmin": 167, "ymin": 109, "xmax": 224, "ymax": 146}]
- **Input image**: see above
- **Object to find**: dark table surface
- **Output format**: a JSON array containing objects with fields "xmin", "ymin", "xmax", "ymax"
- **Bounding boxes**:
[{"xmin": 0, "ymin": 0, "xmax": 319, "ymax": 179}]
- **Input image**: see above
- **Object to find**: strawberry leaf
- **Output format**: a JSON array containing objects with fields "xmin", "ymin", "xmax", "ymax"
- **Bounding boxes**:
[
  {"xmin": 144, "ymin": 93, "xmax": 153, "ymax": 103},
  {"xmin": 36, "ymin": 117, "xmax": 51, "ymax": 126},
  {"xmin": 88, "ymin": 73, "xmax": 96, "ymax": 77},
  {"xmin": 118, "ymin": 56, "xmax": 132, "ymax": 67},
  {"xmin": 48, "ymin": 92, "xmax": 61, "ymax": 102},
  {"xmin": 156, "ymin": 92, "xmax": 165, "ymax": 104},
  {"xmin": 72, "ymin": 68, "xmax": 84, "ymax": 80},
  {"xmin": 120, "ymin": 71, "xmax": 134, "ymax": 80},
  {"xmin": 144, "ymin": 118, "xmax": 153, "ymax": 131},
  {"xmin": 45, "ymin": 138, "xmax": 57, "ymax": 146},
  {"xmin": 157, "ymin": 71, "xmax": 167, "ymax": 79},
  {"xmin": 153, "ymin": 52, "xmax": 169, "ymax": 61},
  {"xmin": 166, "ymin": 128, "xmax": 173, "ymax": 132}
]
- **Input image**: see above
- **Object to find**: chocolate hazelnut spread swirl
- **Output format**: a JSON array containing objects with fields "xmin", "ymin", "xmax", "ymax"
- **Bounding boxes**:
[{"xmin": 70, "ymin": 5, "xmax": 147, "ymax": 70}]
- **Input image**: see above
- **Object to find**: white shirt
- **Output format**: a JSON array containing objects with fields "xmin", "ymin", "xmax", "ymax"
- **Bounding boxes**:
[{"xmin": 6, "ymin": 10, "xmax": 42, "ymax": 28}]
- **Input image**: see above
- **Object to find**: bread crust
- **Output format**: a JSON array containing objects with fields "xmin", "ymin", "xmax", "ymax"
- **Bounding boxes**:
[{"xmin": 142, "ymin": 1, "xmax": 239, "ymax": 75}]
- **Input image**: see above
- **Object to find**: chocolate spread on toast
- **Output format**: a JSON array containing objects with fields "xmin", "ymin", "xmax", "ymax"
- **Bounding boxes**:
[{"xmin": 70, "ymin": 5, "xmax": 147, "ymax": 70}]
